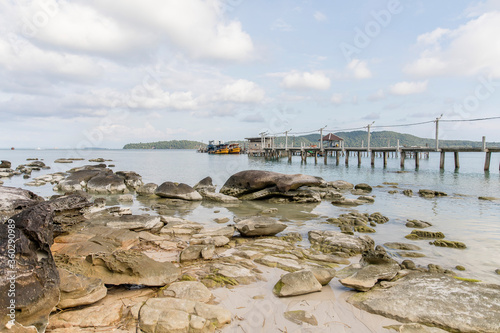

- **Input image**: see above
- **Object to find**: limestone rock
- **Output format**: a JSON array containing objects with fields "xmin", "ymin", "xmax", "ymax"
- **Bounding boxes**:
[
  {"xmin": 235, "ymin": 216, "xmax": 287, "ymax": 237},
  {"xmin": 106, "ymin": 215, "xmax": 163, "ymax": 233},
  {"xmin": 136, "ymin": 183, "xmax": 158, "ymax": 196},
  {"xmin": 273, "ymin": 270, "xmax": 322, "ymax": 297},
  {"xmin": 309, "ymin": 267, "xmax": 336, "ymax": 285},
  {"xmin": 156, "ymin": 181, "xmax": 203, "ymax": 201}
]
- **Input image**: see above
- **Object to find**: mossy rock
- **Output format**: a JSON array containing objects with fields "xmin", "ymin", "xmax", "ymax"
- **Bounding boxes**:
[
  {"xmin": 180, "ymin": 274, "xmax": 197, "ymax": 281},
  {"xmin": 430, "ymin": 240, "xmax": 466, "ymax": 249},
  {"xmin": 273, "ymin": 280, "xmax": 284, "ymax": 295},
  {"xmin": 203, "ymin": 274, "xmax": 238, "ymax": 287},
  {"xmin": 405, "ymin": 230, "xmax": 445, "ymax": 240},
  {"xmin": 354, "ymin": 225, "xmax": 376, "ymax": 233},
  {"xmin": 456, "ymin": 265, "xmax": 466, "ymax": 271}
]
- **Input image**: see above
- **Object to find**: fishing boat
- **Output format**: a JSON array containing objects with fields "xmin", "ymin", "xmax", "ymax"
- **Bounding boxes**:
[
  {"xmin": 228, "ymin": 143, "xmax": 241, "ymax": 154},
  {"xmin": 215, "ymin": 144, "xmax": 229, "ymax": 154}
]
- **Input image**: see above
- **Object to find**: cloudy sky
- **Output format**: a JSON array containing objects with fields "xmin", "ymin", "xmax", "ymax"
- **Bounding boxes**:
[{"xmin": 1, "ymin": 0, "xmax": 500, "ymax": 148}]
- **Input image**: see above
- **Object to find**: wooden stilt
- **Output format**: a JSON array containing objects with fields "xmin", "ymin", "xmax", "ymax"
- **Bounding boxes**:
[
  {"xmin": 415, "ymin": 151, "xmax": 419, "ymax": 169},
  {"xmin": 357, "ymin": 151, "xmax": 362, "ymax": 166},
  {"xmin": 484, "ymin": 151, "xmax": 491, "ymax": 171},
  {"xmin": 345, "ymin": 151, "xmax": 349, "ymax": 166},
  {"xmin": 454, "ymin": 152, "xmax": 460, "ymax": 169},
  {"xmin": 400, "ymin": 152, "xmax": 405, "ymax": 168},
  {"xmin": 383, "ymin": 151, "xmax": 387, "ymax": 167},
  {"xmin": 336, "ymin": 151, "xmax": 340, "ymax": 165},
  {"xmin": 371, "ymin": 151, "xmax": 375, "ymax": 167},
  {"xmin": 440, "ymin": 151, "xmax": 445, "ymax": 170}
]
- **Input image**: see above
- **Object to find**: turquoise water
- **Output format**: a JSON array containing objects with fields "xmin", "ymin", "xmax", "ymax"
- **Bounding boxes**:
[{"xmin": 1, "ymin": 149, "xmax": 500, "ymax": 283}]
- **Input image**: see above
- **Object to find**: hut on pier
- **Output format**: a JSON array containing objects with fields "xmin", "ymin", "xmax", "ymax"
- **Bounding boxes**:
[
  {"xmin": 245, "ymin": 136, "xmax": 274, "ymax": 156},
  {"xmin": 320, "ymin": 133, "xmax": 344, "ymax": 148}
]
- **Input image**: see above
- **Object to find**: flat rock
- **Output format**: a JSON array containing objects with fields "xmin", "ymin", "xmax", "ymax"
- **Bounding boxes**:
[
  {"xmin": 162, "ymin": 281, "xmax": 212, "ymax": 303},
  {"xmin": 348, "ymin": 272, "xmax": 500, "ymax": 333},
  {"xmin": 418, "ymin": 189, "xmax": 447, "ymax": 198},
  {"xmin": 57, "ymin": 268, "xmax": 107, "ymax": 309},
  {"xmin": 0, "ymin": 186, "xmax": 44, "ymax": 212},
  {"xmin": 79, "ymin": 250, "xmax": 180, "ymax": 286},
  {"xmin": 284, "ymin": 310, "xmax": 318, "ymax": 326},
  {"xmin": 106, "ymin": 215, "xmax": 163, "ymax": 232},
  {"xmin": 211, "ymin": 263, "xmax": 259, "ymax": 285},
  {"xmin": 327, "ymin": 180, "xmax": 354, "ymax": 190},
  {"xmin": 384, "ymin": 242, "xmax": 422, "ymax": 251},
  {"xmin": 273, "ymin": 270, "xmax": 322, "ymax": 297},
  {"xmin": 340, "ymin": 263, "xmax": 400, "ymax": 291},
  {"xmin": 235, "ymin": 216, "xmax": 287, "ymax": 237},
  {"xmin": 180, "ymin": 245, "xmax": 215, "ymax": 261},
  {"xmin": 308, "ymin": 230, "xmax": 374, "ymax": 256},
  {"xmin": 256, "ymin": 255, "xmax": 303, "ymax": 272},
  {"xmin": 155, "ymin": 181, "xmax": 202, "ymax": 201},
  {"xmin": 199, "ymin": 190, "xmax": 240, "ymax": 202}
]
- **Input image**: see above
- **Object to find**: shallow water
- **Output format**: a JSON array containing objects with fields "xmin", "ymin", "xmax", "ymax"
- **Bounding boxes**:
[{"xmin": 1, "ymin": 149, "xmax": 500, "ymax": 283}]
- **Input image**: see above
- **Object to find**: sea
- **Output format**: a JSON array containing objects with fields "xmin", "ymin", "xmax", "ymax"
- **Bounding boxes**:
[{"xmin": 2, "ymin": 149, "xmax": 500, "ymax": 283}]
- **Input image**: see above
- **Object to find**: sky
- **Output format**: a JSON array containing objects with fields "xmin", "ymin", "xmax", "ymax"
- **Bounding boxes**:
[{"xmin": 1, "ymin": 0, "xmax": 500, "ymax": 149}]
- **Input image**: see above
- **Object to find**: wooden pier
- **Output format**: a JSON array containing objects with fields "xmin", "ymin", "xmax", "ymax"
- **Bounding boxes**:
[{"xmin": 258, "ymin": 146, "xmax": 500, "ymax": 171}]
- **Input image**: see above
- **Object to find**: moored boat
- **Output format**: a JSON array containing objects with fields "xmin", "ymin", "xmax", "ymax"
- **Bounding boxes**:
[
  {"xmin": 228, "ymin": 143, "xmax": 241, "ymax": 154},
  {"xmin": 215, "ymin": 144, "xmax": 229, "ymax": 154}
]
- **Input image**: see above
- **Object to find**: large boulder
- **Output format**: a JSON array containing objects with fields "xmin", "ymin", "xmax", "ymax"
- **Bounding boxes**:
[
  {"xmin": 155, "ymin": 182, "xmax": 203, "ymax": 201},
  {"xmin": 86, "ymin": 171, "xmax": 128, "ymax": 194},
  {"xmin": 235, "ymin": 216, "xmax": 287, "ymax": 237},
  {"xmin": 193, "ymin": 176, "xmax": 216, "ymax": 193},
  {"xmin": 0, "ymin": 203, "xmax": 60, "ymax": 331},
  {"xmin": 348, "ymin": 272, "xmax": 500, "ymax": 333},
  {"xmin": 115, "ymin": 171, "xmax": 143, "ymax": 190},
  {"xmin": 0, "ymin": 160, "xmax": 12, "ymax": 168},
  {"xmin": 308, "ymin": 230, "xmax": 374, "ymax": 256},
  {"xmin": 220, "ymin": 170, "xmax": 325, "ymax": 197},
  {"xmin": 273, "ymin": 270, "xmax": 322, "ymax": 297},
  {"xmin": 0, "ymin": 186, "xmax": 44, "ymax": 213},
  {"xmin": 53, "ymin": 169, "xmax": 102, "ymax": 192}
]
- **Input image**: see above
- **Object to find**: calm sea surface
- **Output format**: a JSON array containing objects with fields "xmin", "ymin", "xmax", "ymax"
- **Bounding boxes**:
[{"xmin": 2, "ymin": 149, "xmax": 500, "ymax": 283}]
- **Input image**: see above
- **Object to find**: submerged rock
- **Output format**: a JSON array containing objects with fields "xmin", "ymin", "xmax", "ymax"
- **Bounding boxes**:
[
  {"xmin": 155, "ymin": 181, "xmax": 203, "ymax": 201},
  {"xmin": 430, "ymin": 239, "xmax": 466, "ymax": 249},
  {"xmin": 384, "ymin": 242, "xmax": 422, "ymax": 251},
  {"xmin": 354, "ymin": 183, "xmax": 373, "ymax": 192},
  {"xmin": 418, "ymin": 189, "xmax": 447, "ymax": 198},
  {"xmin": 348, "ymin": 272, "xmax": 500, "ymax": 333},
  {"xmin": 405, "ymin": 230, "xmax": 445, "ymax": 240},
  {"xmin": 406, "ymin": 219, "xmax": 432, "ymax": 228},
  {"xmin": 235, "ymin": 216, "xmax": 287, "ymax": 237},
  {"xmin": 327, "ymin": 180, "xmax": 354, "ymax": 190},
  {"xmin": 284, "ymin": 310, "xmax": 318, "ymax": 326}
]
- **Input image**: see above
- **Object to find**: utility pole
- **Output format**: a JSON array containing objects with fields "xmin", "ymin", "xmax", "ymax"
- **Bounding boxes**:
[
  {"xmin": 259, "ymin": 131, "xmax": 268, "ymax": 150},
  {"xmin": 435, "ymin": 114, "xmax": 443, "ymax": 151},
  {"xmin": 319, "ymin": 125, "xmax": 327, "ymax": 152},
  {"xmin": 367, "ymin": 121, "xmax": 375, "ymax": 152},
  {"xmin": 284, "ymin": 129, "xmax": 292, "ymax": 150}
]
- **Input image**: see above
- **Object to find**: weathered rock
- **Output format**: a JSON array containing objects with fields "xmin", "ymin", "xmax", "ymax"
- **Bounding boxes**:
[
  {"xmin": 193, "ymin": 176, "xmax": 216, "ymax": 193},
  {"xmin": 86, "ymin": 171, "xmax": 128, "ymax": 194},
  {"xmin": 235, "ymin": 216, "xmax": 287, "ymax": 237},
  {"xmin": 180, "ymin": 245, "xmax": 215, "ymax": 261},
  {"xmin": 384, "ymin": 242, "xmax": 422, "ymax": 251},
  {"xmin": 106, "ymin": 215, "xmax": 163, "ymax": 232},
  {"xmin": 418, "ymin": 189, "xmax": 447, "ymax": 198},
  {"xmin": 199, "ymin": 190, "xmax": 240, "ymax": 202},
  {"xmin": 327, "ymin": 180, "xmax": 354, "ymax": 190},
  {"xmin": 136, "ymin": 183, "xmax": 158, "ymax": 196},
  {"xmin": 54, "ymin": 158, "xmax": 73, "ymax": 163},
  {"xmin": 402, "ymin": 189, "xmax": 413, "ymax": 197},
  {"xmin": 57, "ymin": 268, "xmax": 107, "ymax": 309},
  {"xmin": 355, "ymin": 183, "xmax": 372, "ymax": 192},
  {"xmin": 49, "ymin": 194, "xmax": 93, "ymax": 237},
  {"xmin": 256, "ymin": 255, "xmax": 303, "ymax": 272},
  {"xmin": 0, "ymin": 160, "xmax": 12, "ymax": 168},
  {"xmin": 220, "ymin": 170, "xmax": 324, "ymax": 197},
  {"xmin": 309, "ymin": 267, "xmax": 336, "ymax": 285},
  {"xmin": 156, "ymin": 181, "xmax": 203, "ymax": 201},
  {"xmin": 0, "ymin": 186, "xmax": 44, "ymax": 213},
  {"xmin": 303, "ymin": 252, "xmax": 350, "ymax": 265},
  {"xmin": 117, "ymin": 194, "xmax": 134, "ymax": 202},
  {"xmin": 0, "ymin": 203, "xmax": 59, "ymax": 331},
  {"xmin": 273, "ymin": 270, "xmax": 323, "ymax": 297},
  {"xmin": 238, "ymin": 186, "xmax": 321, "ymax": 203},
  {"xmin": 54, "ymin": 169, "xmax": 102, "ymax": 192},
  {"xmin": 195, "ymin": 226, "xmax": 235, "ymax": 238},
  {"xmin": 284, "ymin": 310, "xmax": 318, "ymax": 326},
  {"xmin": 348, "ymin": 272, "xmax": 500, "ymax": 333},
  {"xmin": 405, "ymin": 230, "xmax": 445, "ymax": 240},
  {"xmin": 79, "ymin": 250, "xmax": 180, "ymax": 286},
  {"xmin": 191, "ymin": 235, "xmax": 230, "ymax": 247},
  {"xmin": 331, "ymin": 197, "xmax": 367, "ymax": 206},
  {"xmin": 162, "ymin": 281, "xmax": 212, "ymax": 303},
  {"xmin": 139, "ymin": 297, "xmax": 231, "ymax": 332},
  {"xmin": 116, "ymin": 171, "xmax": 143, "ymax": 190},
  {"xmin": 308, "ymin": 230, "xmax": 374, "ymax": 256},
  {"xmin": 160, "ymin": 218, "xmax": 203, "ymax": 237},
  {"xmin": 210, "ymin": 263, "xmax": 258, "ymax": 285},
  {"xmin": 340, "ymin": 249, "xmax": 400, "ymax": 292},
  {"xmin": 406, "ymin": 219, "xmax": 432, "ymax": 228},
  {"xmin": 214, "ymin": 217, "xmax": 230, "ymax": 224},
  {"xmin": 430, "ymin": 239, "xmax": 466, "ymax": 249}
]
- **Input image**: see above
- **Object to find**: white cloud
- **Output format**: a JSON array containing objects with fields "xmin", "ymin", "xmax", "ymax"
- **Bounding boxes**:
[
  {"xmin": 218, "ymin": 79, "xmax": 265, "ymax": 103},
  {"xmin": 405, "ymin": 11, "xmax": 500, "ymax": 78},
  {"xmin": 389, "ymin": 81, "xmax": 428, "ymax": 95},
  {"xmin": 271, "ymin": 19, "xmax": 293, "ymax": 32},
  {"xmin": 331, "ymin": 93, "xmax": 343, "ymax": 105},
  {"xmin": 314, "ymin": 11, "xmax": 327, "ymax": 22},
  {"xmin": 281, "ymin": 71, "xmax": 331, "ymax": 90},
  {"xmin": 367, "ymin": 89, "xmax": 385, "ymax": 101},
  {"xmin": 347, "ymin": 59, "xmax": 372, "ymax": 79}
]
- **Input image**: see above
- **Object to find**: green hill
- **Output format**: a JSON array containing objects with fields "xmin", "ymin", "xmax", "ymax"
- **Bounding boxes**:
[{"xmin": 123, "ymin": 140, "xmax": 206, "ymax": 149}]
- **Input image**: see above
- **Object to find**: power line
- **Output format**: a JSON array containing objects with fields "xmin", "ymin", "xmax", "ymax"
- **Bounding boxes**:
[{"xmin": 440, "ymin": 116, "xmax": 500, "ymax": 122}]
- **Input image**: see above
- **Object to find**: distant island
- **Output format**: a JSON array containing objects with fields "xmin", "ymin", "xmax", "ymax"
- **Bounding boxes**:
[{"xmin": 123, "ymin": 131, "xmax": 500, "ymax": 149}]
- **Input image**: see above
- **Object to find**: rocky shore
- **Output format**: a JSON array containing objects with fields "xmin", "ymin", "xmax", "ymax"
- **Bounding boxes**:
[{"xmin": 1, "ymin": 160, "xmax": 500, "ymax": 333}]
